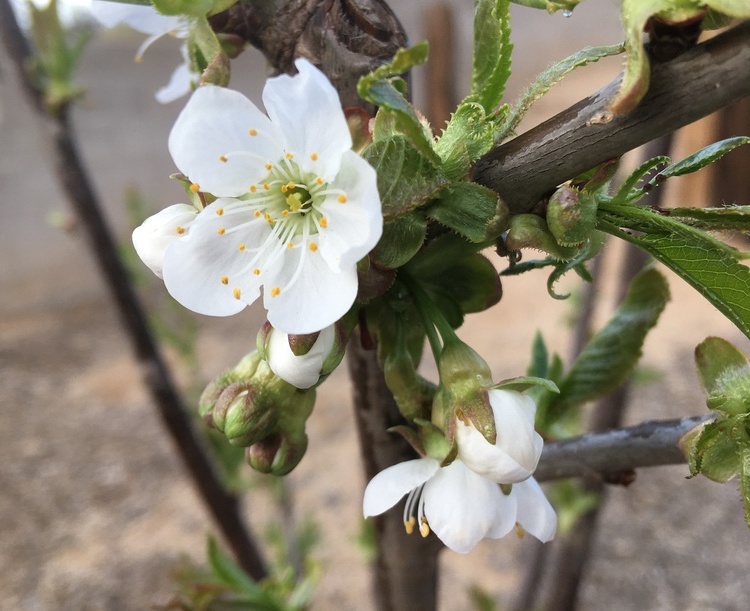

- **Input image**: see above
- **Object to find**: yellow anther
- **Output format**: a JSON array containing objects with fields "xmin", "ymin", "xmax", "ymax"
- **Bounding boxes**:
[
  {"xmin": 265, "ymin": 163, "xmax": 272, "ymax": 171},
  {"xmin": 308, "ymin": 242, "xmax": 318, "ymax": 252},
  {"xmin": 515, "ymin": 523, "xmax": 526, "ymax": 539},
  {"xmin": 219, "ymin": 155, "xmax": 228, "ymax": 163},
  {"xmin": 319, "ymin": 218, "xmax": 328, "ymax": 228},
  {"xmin": 310, "ymin": 152, "xmax": 318, "ymax": 161},
  {"xmin": 216, "ymin": 208, "xmax": 224, "ymax": 216},
  {"xmin": 254, "ymin": 210, "xmax": 261, "ymax": 218},
  {"xmin": 285, "ymin": 152, "xmax": 293, "ymax": 160},
  {"xmin": 233, "ymin": 287, "xmax": 241, "ymax": 299},
  {"xmin": 287, "ymin": 242, "xmax": 294, "ymax": 249},
  {"xmin": 316, "ymin": 177, "xmax": 323, "ymax": 185},
  {"xmin": 287, "ymin": 181, "xmax": 295, "ymax": 190},
  {"xmin": 264, "ymin": 213, "xmax": 272, "ymax": 221},
  {"xmin": 176, "ymin": 226, "xmax": 185, "ymax": 235},
  {"xmin": 253, "ymin": 268, "xmax": 261, "ymax": 276},
  {"xmin": 270, "ymin": 287, "xmax": 281, "ymax": 297},
  {"xmin": 263, "ymin": 183, "xmax": 270, "ymax": 190},
  {"xmin": 281, "ymin": 184, "xmax": 288, "ymax": 193},
  {"xmin": 249, "ymin": 185, "xmax": 257, "ymax": 193},
  {"xmin": 337, "ymin": 194, "xmax": 347, "ymax": 204},
  {"xmin": 220, "ymin": 276, "xmax": 229, "ymax": 285},
  {"xmin": 249, "ymin": 128, "xmax": 258, "ymax": 136},
  {"xmin": 404, "ymin": 517, "xmax": 416, "ymax": 535},
  {"xmin": 217, "ymin": 227, "xmax": 226, "ymax": 235},
  {"xmin": 419, "ymin": 518, "xmax": 430, "ymax": 538},
  {"xmin": 282, "ymin": 210, "xmax": 290, "ymax": 217},
  {"xmin": 238, "ymin": 244, "xmax": 246, "ymax": 251},
  {"xmin": 189, "ymin": 182, "xmax": 200, "ymax": 193}
]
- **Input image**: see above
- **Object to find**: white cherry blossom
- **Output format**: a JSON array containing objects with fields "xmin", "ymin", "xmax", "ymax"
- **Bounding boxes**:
[
  {"xmin": 267, "ymin": 325, "xmax": 336, "ymax": 389},
  {"xmin": 160, "ymin": 59, "xmax": 382, "ymax": 334},
  {"xmin": 132, "ymin": 203, "xmax": 198, "ymax": 278},
  {"xmin": 362, "ymin": 389, "xmax": 555, "ymax": 553}
]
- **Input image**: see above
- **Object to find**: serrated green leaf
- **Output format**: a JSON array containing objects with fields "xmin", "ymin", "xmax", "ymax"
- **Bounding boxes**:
[
  {"xmin": 557, "ymin": 267, "xmax": 670, "ymax": 408},
  {"xmin": 427, "ymin": 182, "xmax": 509, "ymax": 243},
  {"xmin": 361, "ymin": 136, "xmax": 448, "ymax": 221},
  {"xmin": 666, "ymin": 206, "xmax": 750, "ymax": 233},
  {"xmin": 498, "ymin": 43, "xmax": 624, "ymax": 142},
  {"xmin": 691, "ymin": 419, "xmax": 742, "ymax": 482},
  {"xmin": 599, "ymin": 202, "xmax": 750, "ymax": 340},
  {"xmin": 470, "ymin": 0, "xmax": 513, "ymax": 113},
  {"xmin": 656, "ymin": 137, "xmax": 750, "ymax": 181},
  {"xmin": 528, "ymin": 331, "xmax": 550, "ymax": 378},
  {"xmin": 613, "ymin": 155, "xmax": 671, "ymax": 203},
  {"xmin": 370, "ymin": 213, "xmax": 427, "ymax": 269},
  {"xmin": 740, "ymin": 445, "xmax": 750, "ymax": 529}
]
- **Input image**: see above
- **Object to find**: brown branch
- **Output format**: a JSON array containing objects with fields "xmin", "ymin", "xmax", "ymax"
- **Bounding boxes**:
[
  {"xmin": 534, "ymin": 415, "xmax": 709, "ymax": 482},
  {"xmin": 475, "ymin": 21, "xmax": 750, "ymax": 214},
  {"xmin": 0, "ymin": 0, "xmax": 267, "ymax": 580}
]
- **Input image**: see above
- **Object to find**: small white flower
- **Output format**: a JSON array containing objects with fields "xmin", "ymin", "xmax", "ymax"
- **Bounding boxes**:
[
  {"xmin": 160, "ymin": 59, "xmax": 382, "ymax": 334},
  {"xmin": 89, "ymin": 1, "xmax": 195, "ymax": 103},
  {"xmin": 362, "ymin": 389, "xmax": 555, "ymax": 553},
  {"xmin": 132, "ymin": 203, "xmax": 198, "ymax": 278},
  {"xmin": 267, "ymin": 325, "xmax": 336, "ymax": 389}
]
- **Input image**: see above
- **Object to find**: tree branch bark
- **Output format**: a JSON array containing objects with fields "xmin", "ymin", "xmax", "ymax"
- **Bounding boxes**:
[
  {"xmin": 534, "ymin": 415, "xmax": 710, "ymax": 482},
  {"xmin": 475, "ymin": 21, "xmax": 750, "ymax": 214}
]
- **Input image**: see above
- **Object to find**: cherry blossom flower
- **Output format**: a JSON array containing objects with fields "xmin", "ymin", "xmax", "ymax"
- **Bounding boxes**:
[
  {"xmin": 132, "ymin": 203, "xmax": 198, "ymax": 278},
  {"xmin": 266, "ymin": 324, "xmax": 336, "ymax": 389},
  {"xmin": 89, "ymin": 1, "xmax": 194, "ymax": 103},
  {"xmin": 159, "ymin": 59, "xmax": 382, "ymax": 334},
  {"xmin": 362, "ymin": 390, "xmax": 556, "ymax": 553}
]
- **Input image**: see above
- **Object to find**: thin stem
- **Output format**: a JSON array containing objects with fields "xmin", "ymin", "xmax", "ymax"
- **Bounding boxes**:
[{"xmin": 0, "ymin": 0, "xmax": 267, "ymax": 580}]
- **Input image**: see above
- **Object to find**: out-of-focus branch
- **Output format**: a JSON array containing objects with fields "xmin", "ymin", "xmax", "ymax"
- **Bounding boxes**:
[
  {"xmin": 0, "ymin": 0, "xmax": 267, "ymax": 580},
  {"xmin": 475, "ymin": 21, "xmax": 750, "ymax": 213},
  {"xmin": 535, "ymin": 415, "xmax": 710, "ymax": 482}
]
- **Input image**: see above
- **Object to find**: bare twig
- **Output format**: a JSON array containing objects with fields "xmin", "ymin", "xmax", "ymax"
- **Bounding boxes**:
[
  {"xmin": 475, "ymin": 21, "xmax": 750, "ymax": 214},
  {"xmin": 0, "ymin": 0, "xmax": 267, "ymax": 580}
]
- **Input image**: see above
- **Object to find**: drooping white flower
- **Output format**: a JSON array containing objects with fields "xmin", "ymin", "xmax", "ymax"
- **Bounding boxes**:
[
  {"xmin": 159, "ymin": 59, "xmax": 382, "ymax": 334},
  {"xmin": 132, "ymin": 203, "xmax": 198, "ymax": 278},
  {"xmin": 362, "ymin": 389, "xmax": 555, "ymax": 553},
  {"xmin": 89, "ymin": 1, "xmax": 195, "ymax": 103},
  {"xmin": 266, "ymin": 324, "xmax": 336, "ymax": 389}
]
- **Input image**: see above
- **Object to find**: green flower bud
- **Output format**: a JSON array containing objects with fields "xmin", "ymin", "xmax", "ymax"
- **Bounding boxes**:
[
  {"xmin": 546, "ymin": 186, "xmax": 597, "ymax": 247},
  {"xmin": 198, "ymin": 351, "xmax": 263, "ymax": 419},
  {"xmin": 246, "ymin": 430, "xmax": 310, "ymax": 476},
  {"xmin": 212, "ymin": 381, "xmax": 278, "ymax": 446},
  {"xmin": 505, "ymin": 214, "xmax": 578, "ymax": 260}
]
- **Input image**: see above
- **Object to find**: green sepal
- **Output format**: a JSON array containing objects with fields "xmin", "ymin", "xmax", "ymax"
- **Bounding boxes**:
[
  {"xmin": 468, "ymin": 0, "xmax": 513, "ymax": 114},
  {"xmin": 492, "ymin": 376, "xmax": 559, "ymax": 394},
  {"xmin": 370, "ymin": 213, "xmax": 427, "ymax": 269},
  {"xmin": 427, "ymin": 182, "xmax": 509, "ymax": 243},
  {"xmin": 598, "ymin": 201, "xmax": 750, "ymax": 340},
  {"xmin": 684, "ymin": 418, "xmax": 742, "ymax": 482},
  {"xmin": 511, "ymin": 0, "xmax": 583, "ymax": 11},
  {"xmin": 547, "ymin": 186, "xmax": 598, "ymax": 247},
  {"xmin": 388, "ymin": 425, "xmax": 426, "ymax": 456},
  {"xmin": 186, "ymin": 16, "xmax": 230, "ymax": 87},
  {"xmin": 414, "ymin": 418, "xmax": 453, "ymax": 464},
  {"xmin": 554, "ymin": 267, "xmax": 670, "ymax": 414},
  {"xmin": 505, "ymin": 213, "xmax": 580, "ymax": 260},
  {"xmin": 695, "ymin": 337, "xmax": 750, "ymax": 417},
  {"xmin": 361, "ymin": 136, "xmax": 448, "ymax": 221}
]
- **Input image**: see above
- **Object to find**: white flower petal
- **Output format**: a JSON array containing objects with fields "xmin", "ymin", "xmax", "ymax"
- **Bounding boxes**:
[
  {"xmin": 169, "ymin": 87, "xmax": 285, "ymax": 197},
  {"xmin": 267, "ymin": 325, "xmax": 335, "ymax": 389},
  {"xmin": 319, "ymin": 151, "xmax": 382, "ymax": 272},
  {"xmin": 262, "ymin": 59, "xmax": 352, "ymax": 180},
  {"xmin": 132, "ymin": 203, "xmax": 198, "ymax": 278},
  {"xmin": 363, "ymin": 458, "xmax": 439, "ymax": 518},
  {"xmin": 486, "ymin": 489, "xmax": 518, "ymax": 539},
  {"xmin": 489, "ymin": 389, "xmax": 544, "ymax": 472},
  {"xmin": 513, "ymin": 478, "xmax": 556, "ymax": 543},
  {"xmin": 423, "ymin": 460, "xmax": 506, "ymax": 554},
  {"xmin": 456, "ymin": 420, "xmax": 535, "ymax": 484},
  {"xmin": 263, "ymin": 247, "xmax": 358, "ymax": 334},
  {"xmin": 155, "ymin": 46, "xmax": 195, "ymax": 104},
  {"xmin": 90, "ymin": 2, "xmax": 184, "ymax": 35},
  {"xmin": 162, "ymin": 199, "xmax": 269, "ymax": 316}
]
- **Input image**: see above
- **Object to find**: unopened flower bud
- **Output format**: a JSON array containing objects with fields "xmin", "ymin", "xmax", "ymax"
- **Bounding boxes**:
[
  {"xmin": 246, "ymin": 430, "xmax": 309, "ymax": 476},
  {"xmin": 212, "ymin": 381, "xmax": 278, "ymax": 446},
  {"xmin": 547, "ymin": 186, "xmax": 597, "ymax": 247}
]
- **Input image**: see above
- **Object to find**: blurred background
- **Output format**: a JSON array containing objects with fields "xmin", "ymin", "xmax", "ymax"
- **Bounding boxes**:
[{"xmin": 2, "ymin": 1, "xmax": 750, "ymax": 609}]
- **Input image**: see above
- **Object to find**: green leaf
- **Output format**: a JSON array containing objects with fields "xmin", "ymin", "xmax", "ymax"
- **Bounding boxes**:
[
  {"xmin": 498, "ymin": 43, "xmax": 624, "ymax": 141},
  {"xmin": 704, "ymin": 0, "xmax": 750, "ymax": 18},
  {"xmin": 511, "ymin": 0, "xmax": 583, "ymax": 11},
  {"xmin": 427, "ymin": 182, "xmax": 509, "ymax": 243},
  {"xmin": 153, "ymin": 0, "xmax": 214, "ymax": 16},
  {"xmin": 599, "ymin": 202, "xmax": 750, "ymax": 340},
  {"xmin": 666, "ymin": 206, "xmax": 750, "ymax": 233},
  {"xmin": 370, "ymin": 213, "xmax": 427, "ymax": 269},
  {"xmin": 688, "ymin": 419, "xmax": 741, "ymax": 482},
  {"xmin": 612, "ymin": 155, "xmax": 671, "ymax": 203},
  {"xmin": 362, "ymin": 136, "xmax": 448, "ymax": 221},
  {"xmin": 493, "ymin": 376, "xmax": 560, "ymax": 394},
  {"xmin": 695, "ymin": 337, "xmax": 750, "ymax": 417},
  {"xmin": 740, "ymin": 445, "xmax": 750, "ymax": 529},
  {"xmin": 528, "ymin": 331, "xmax": 550, "ymax": 378},
  {"xmin": 656, "ymin": 137, "xmax": 750, "ymax": 181},
  {"xmin": 357, "ymin": 43, "xmax": 439, "ymax": 163},
  {"xmin": 469, "ymin": 0, "xmax": 513, "ymax": 113},
  {"xmin": 557, "ymin": 267, "xmax": 670, "ymax": 408},
  {"xmin": 207, "ymin": 537, "xmax": 266, "ymax": 596}
]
